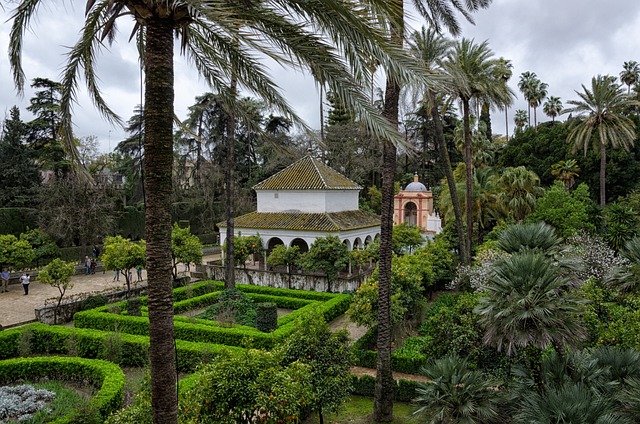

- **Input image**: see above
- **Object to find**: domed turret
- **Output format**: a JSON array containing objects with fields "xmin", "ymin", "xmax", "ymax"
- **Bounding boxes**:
[{"xmin": 404, "ymin": 174, "xmax": 427, "ymax": 192}]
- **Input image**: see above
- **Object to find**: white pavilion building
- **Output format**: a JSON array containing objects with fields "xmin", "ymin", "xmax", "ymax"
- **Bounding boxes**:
[{"xmin": 219, "ymin": 155, "xmax": 381, "ymax": 255}]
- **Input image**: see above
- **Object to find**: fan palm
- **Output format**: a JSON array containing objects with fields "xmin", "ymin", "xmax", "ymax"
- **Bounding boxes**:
[
  {"xmin": 413, "ymin": 354, "xmax": 504, "ymax": 424},
  {"xmin": 620, "ymin": 61, "xmax": 640, "ymax": 95},
  {"xmin": 495, "ymin": 57, "xmax": 513, "ymax": 140},
  {"xmin": 543, "ymin": 95, "xmax": 563, "ymax": 122},
  {"xmin": 563, "ymin": 75, "xmax": 640, "ymax": 207},
  {"xmin": 518, "ymin": 71, "xmax": 538, "ymax": 126},
  {"xmin": 551, "ymin": 159, "xmax": 579, "ymax": 189},
  {"xmin": 495, "ymin": 166, "xmax": 543, "ymax": 222},
  {"xmin": 514, "ymin": 109, "xmax": 527, "ymax": 133},
  {"xmin": 7, "ymin": 2, "xmax": 422, "ymax": 422},
  {"xmin": 495, "ymin": 222, "xmax": 563, "ymax": 255},
  {"xmin": 529, "ymin": 79, "xmax": 548, "ymax": 128},
  {"xmin": 607, "ymin": 235, "xmax": 640, "ymax": 292},
  {"xmin": 440, "ymin": 38, "xmax": 514, "ymax": 263},
  {"xmin": 475, "ymin": 252, "xmax": 586, "ymax": 391}
]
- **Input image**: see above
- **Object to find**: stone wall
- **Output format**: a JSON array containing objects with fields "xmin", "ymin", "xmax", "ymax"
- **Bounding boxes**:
[{"xmin": 198, "ymin": 264, "xmax": 368, "ymax": 293}]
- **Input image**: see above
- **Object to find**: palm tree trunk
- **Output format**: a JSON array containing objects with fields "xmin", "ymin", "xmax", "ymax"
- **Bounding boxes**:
[
  {"xmin": 600, "ymin": 142, "xmax": 606, "ymax": 208},
  {"xmin": 374, "ymin": 7, "xmax": 402, "ymax": 414},
  {"xmin": 505, "ymin": 107, "xmax": 509, "ymax": 142},
  {"xmin": 320, "ymin": 84, "xmax": 325, "ymax": 143},
  {"xmin": 429, "ymin": 91, "xmax": 467, "ymax": 264},
  {"xmin": 462, "ymin": 99, "xmax": 473, "ymax": 262},
  {"xmin": 144, "ymin": 18, "xmax": 178, "ymax": 424},
  {"xmin": 224, "ymin": 65, "xmax": 238, "ymax": 289},
  {"xmin": 533, "ymin": 107, "xmax": 537, "ymax": 129}
]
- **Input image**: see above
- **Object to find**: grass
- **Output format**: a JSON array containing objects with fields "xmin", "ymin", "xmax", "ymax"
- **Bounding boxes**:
[
  {"xmin": 21, "ymin": 381, "xmax": 92, "ymax": 424},
  {"xmin": 302, "ymin": 395, "xmax": 421, "ymax": 424}
]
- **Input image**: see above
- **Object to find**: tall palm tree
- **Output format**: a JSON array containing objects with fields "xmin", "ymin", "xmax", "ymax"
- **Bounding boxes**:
[
  {"xmin": 440, "ymin": 38, "xmax": 514, "ymax": 262},
  {"xmin": 562, "ymin": 75, "xmax": 640, "ymax": 207},
  {"xmin": 514, "ymin": 109, "xmax": 528, "ymax": 133},
  {"xmin": 620, "ymin": 61, "xmax": 640, "ymax": 95},
  {"xmin": 543, "ymin": 95, "xmax": 563, "ymax": 122},
  {"xmin": 408, "ymin": 27, "xmax": 468, "ymax": 264},
  {"xmin": 8, "ymin": 2, "xmax": 415, "ymax": 422},
  {"xmin": 376, "ymin": 2, "xmax": 492, "ymax": 421},
  {"xmin": 518, "ymin": 71, "xmax": 538, "ymax": 126},
  {"xmin": 475, "ymin": 252, "xmax": 586, "ymax": 392},
  {"xmin": 529, "ymin": 79, "xmax": 548, "ymax": 128},
  {"xmin": 495, "ymin": 166, "xmax": 543, "ymax": 222},
  {"xmin": 495, "ymin": 57, "xmax": 513, "ymax": 141}
]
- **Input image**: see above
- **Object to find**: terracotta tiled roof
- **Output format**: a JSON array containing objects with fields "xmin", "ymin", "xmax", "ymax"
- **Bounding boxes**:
[
  {"xmin": 218, "ymin": 210, "xmax": 380, "ymax": 231},
  {"xmin": 253, "ymin": 156, "xmax": 362, "ymax": 191}
]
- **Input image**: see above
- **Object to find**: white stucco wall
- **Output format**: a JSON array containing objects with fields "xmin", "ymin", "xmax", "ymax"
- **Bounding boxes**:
[{"xmin": 257, "ymin": 190, "xmax": 359, "ymax": 213}]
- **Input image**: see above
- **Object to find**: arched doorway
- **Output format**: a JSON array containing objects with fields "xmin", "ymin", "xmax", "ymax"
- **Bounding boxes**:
[
  {"xmin": 290, "ymin": 238, "xmax": 309, "ymax": 253},
  {"xmin": 267, "ymin": 237, "xmax": 284, "ymax": 256},
  {"xmin": 353, "ymin": 237, "xmax": 362, "ymax": 250},
  {"xmin": 404, "ymin": 201, "xmax": 418, "ymax": 227}
]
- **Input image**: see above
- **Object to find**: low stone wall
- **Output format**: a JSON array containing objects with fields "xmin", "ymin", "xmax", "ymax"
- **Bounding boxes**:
[
  {"xmin": 198, "ymin": 263, "xmax": 369, "ymax": 293},
  {"xmin": 35, "ymin": 285, "xmax": 148, "ymax": 325}
]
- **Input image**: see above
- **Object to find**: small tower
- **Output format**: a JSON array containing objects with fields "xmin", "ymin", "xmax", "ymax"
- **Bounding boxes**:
[{"xmin": 393, "ymin": 174, "xmax": 441, "ymax": 235}]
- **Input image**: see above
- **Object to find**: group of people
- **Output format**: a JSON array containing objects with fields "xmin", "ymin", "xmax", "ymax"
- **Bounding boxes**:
[
  {"xmin": 0, "ymin": 269, "xmax": 30, "ymax": 295},
  {"xmin": 112, "ymin": 266, "xmax": 144, "ymax": 283}
]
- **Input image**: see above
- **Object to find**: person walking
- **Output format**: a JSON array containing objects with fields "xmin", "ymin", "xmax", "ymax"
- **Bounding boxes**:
[
  {"xmin": 113, "ymin": 269, "xmax": 120, "ymax": 282},
  {"xmin": 90, "ymin": 258, "xmax": 97, "ymax": 274},
  {"xmin": 1, "ymin": 269, "xmax": 9, "ymax": 293},
  {"xmin": 84, "ymin": 256, "xmax": 91, "ymax": 275},
  {"xmin": 136, "ymin": 265, "xmax": 143, "ymax": 282},
  {"xmin": 19, "ymin": 272, "xmax": 30, "ymax": 295}
]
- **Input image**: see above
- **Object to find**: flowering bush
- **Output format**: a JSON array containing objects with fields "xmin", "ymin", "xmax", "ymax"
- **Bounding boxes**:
[
  {"xmin": 0, "ymin": 384, "xmax": 55, "ymax": 422},
  {"xmin": 565, "ymin": 233, "xmax": 628, "ymax": 283},
  {"xmin": 449, "ymin": 248, "xmax": 510, "ymax": 292}
]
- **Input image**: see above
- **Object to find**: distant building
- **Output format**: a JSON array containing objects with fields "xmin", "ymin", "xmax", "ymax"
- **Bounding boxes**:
[
  {"xmin": 219, "ymin": 155, "xmax": 380, "ymax": 255},
  {"xmin": 393, "ymin": 174, "xmax": 441, "ymax": 235}
]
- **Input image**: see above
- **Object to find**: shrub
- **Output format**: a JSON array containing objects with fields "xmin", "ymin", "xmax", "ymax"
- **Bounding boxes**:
[
  {"xmin": 198, "ymin": 289, "xmax": 257, "ymax": 327},
  {"xmin": 81, "ymin": 295, "xmax": 108, "ymax": 311},
  {"xmin": 256, "ymin": 302, "xmax": 278, "ymax": 332},
  {"xmin": 126, "ymin": 298, "xmax": 142, "ymax": 316}
]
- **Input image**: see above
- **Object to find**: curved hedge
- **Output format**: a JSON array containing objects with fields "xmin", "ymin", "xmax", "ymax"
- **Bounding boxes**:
[{"xmin": 0, "ymin": 356, "xmax": 125, "ymax": 422}]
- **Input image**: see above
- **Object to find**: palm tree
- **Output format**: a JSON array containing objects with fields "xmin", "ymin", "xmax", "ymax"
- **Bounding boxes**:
[
  {"xmin": 495, "ymin": 166, "xmax": 543, "ymax": 222},
  {"xmin": 607, "ymin": 235, "xmax": 640, "ymax": 292},
  {"xmin": 413, "ymin": 355, "xmax": 504, "ymax": 424},
  {"xmin": 551, "ymin": 159, "xmax": 580, "ymax": 189},
  {"xmin": 495, "ymin": 57, "xmax": 513, "ymax": 141},
  {"xmin": 376, "ymin": 2, "xmax": 492, "ymax": 420},
  {"xmin": 543, "ymin": 96, "xmax": 563, "ymax": 122},
  {"xmin": 440, "ymin": 38, "xmax": 514, "ymax": 263},
  {"xmin": 475, "ymin": 253, "xmax": 586, "ymax": 392},
  {"xmin": 529, "ymin": 79, "xmax": 548, "ymax": 128},
  {"xmin": 514, "ymin": 109, "xmax": 528, "ymax": 133},
  {"xmin": 8, "ymin": 2, "xmax": 415, "ymax": 422},
  {"xmin": 563, "ymin": 75, "xmax": 640, "ymax": 207},
  {"xmin": 620, "ymin": 61, "xmax": 640, "ymax": 94},
  {"xmin": 408, "ymin": 27, "xmax": 468, "ymax": 264},
  {"xmin": 495, "ymin": 222, "xmax": 564, "ymax": 255},
  {"xmin": 518, "ymin": 71, "xmax": 538, "ymax": 126}
]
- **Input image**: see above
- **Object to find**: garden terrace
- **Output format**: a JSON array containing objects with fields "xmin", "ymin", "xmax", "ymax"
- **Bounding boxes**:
[{"xmin": 73, "ymin": 280, "xmax": 352, "ymax": 350}]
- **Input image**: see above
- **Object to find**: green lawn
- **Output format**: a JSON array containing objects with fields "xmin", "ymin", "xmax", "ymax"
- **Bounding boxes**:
[{"xmin": 303, "ymin": 396, "xmax": 421, "ymax": 424}]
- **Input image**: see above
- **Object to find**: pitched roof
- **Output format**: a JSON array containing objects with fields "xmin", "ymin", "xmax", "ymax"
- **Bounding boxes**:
[
  {"xmin": 218, "ymin": 210, "xmax": 380, "ymax": 232},
  {"xmin": 253, "ymin": 156, "xmax": 362, "ymax": 191}
]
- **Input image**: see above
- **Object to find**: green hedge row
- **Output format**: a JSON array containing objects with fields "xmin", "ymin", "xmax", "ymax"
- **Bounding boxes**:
[
  {"xmin": 0, "ymin": 355, "xmax": 125, "ymax": 422},
  {"xmin": 350, "ymin": 374, "xmax": 418, "ymax": 403},
  {"xmin": 0, "ymin": 323, "xmax": 241, "ymax": 373},
  {"xmin": 352, "ymin": 327, "xmax": 428, "ymax": 375},
  {"xmin": 74, "ymin": 282, "xmax": 352, "ymax": 350}
]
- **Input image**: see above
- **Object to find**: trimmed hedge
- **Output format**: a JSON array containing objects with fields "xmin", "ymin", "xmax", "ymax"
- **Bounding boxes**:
[
  {"xmin": 350, "ymin": 374, "xmax": 418, "ymax": 403},
  {"xmin": 0, "ymin": 356, "xmax": 125, "ymax": 422},
  {"xmin": 74, "ymin": 281, "xmax": 352, "ymax": 350},
  {"xmin": 0, "ymin": 323, "xmax": 242, "ymax": 373},
  {"xmin": 352, "ymin": 327, "xmax": 428, "ymax": 374}
]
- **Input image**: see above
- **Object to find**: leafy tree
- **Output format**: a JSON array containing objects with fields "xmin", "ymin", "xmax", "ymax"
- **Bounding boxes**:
[
  {"xmin": 266, "ymin": 244, "xmax": 301, "ymax": 289},
  {"xmin": 19, "ymin": 228, "xmax": 60, "ymax": 267},
  {"xmin": 413, "ymin": 354, "xmax": 504, "ymax": 424},
  {"xmin": 278, "ymin": 308, "xmax": 353, "ymax": 424},
  {"xmin": 170, "ymin": 224, "xmax": 203, "ymax": 281},
  {"xmin": 0, "ymin": 106, "xmax": 40, "ymax": 207},
  {"xmin": 530, "ymin": 182, "xmax": 597, "ymax": 237},
  {"xmin": 563, "ymin": 75, "xmax": 640, "ymax": 207},
  {"xmin": 38, "ymin": 258, "xmax": 75, "ymax": 324},
  {"xmin": 301, "ymin": 236, "xmax": 349, "ymax": 292},
  {"xmin": 347, "ymin": 278, "xmax": 405, "ymax": 329},
  {"xmin": 0, "ymin": 234, "xmax": 34, "ymax": 270},
  {"xmin": 179, "ymin": 349, "xmax": 313, "ymax": 424},
  {"xmin": 392, "ymin": 222, "xmax": 424, "ymax": 254},
  {"xmin": 413, "ymin": 238, "xmax": 457, "ymax": 287},
  {"xmin": 101, "ymin": 236, "xmax": 146, "ymax": 295}
]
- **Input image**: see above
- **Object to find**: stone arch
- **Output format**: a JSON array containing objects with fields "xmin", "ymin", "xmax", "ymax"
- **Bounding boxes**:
[
  {"xmin": 266, "ymin": 237, "xmax": 285, "ymax": 256},
  {"xmin": 290, "ymin": 238, "xmax": 309, "ymax": 253},
  {"xmin": 353, "ymin": 237, "xmax": 363, "ymax": 250},
  {"xmin": 342, "ymin": 239, "xmax": 351, "ymax": 251},
  {"xmin": 404, "ymin": 201, "xmax": 418, "ymax": 227},
  {"xmin": 364, "ymin": 235, "xmax": 373, "ymax": 245}
]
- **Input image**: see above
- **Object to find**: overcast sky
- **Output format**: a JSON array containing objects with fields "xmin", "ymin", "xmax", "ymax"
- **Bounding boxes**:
[{"xmin": 1, "ymin": 0, "xmax": 639, "ymax": 153}]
